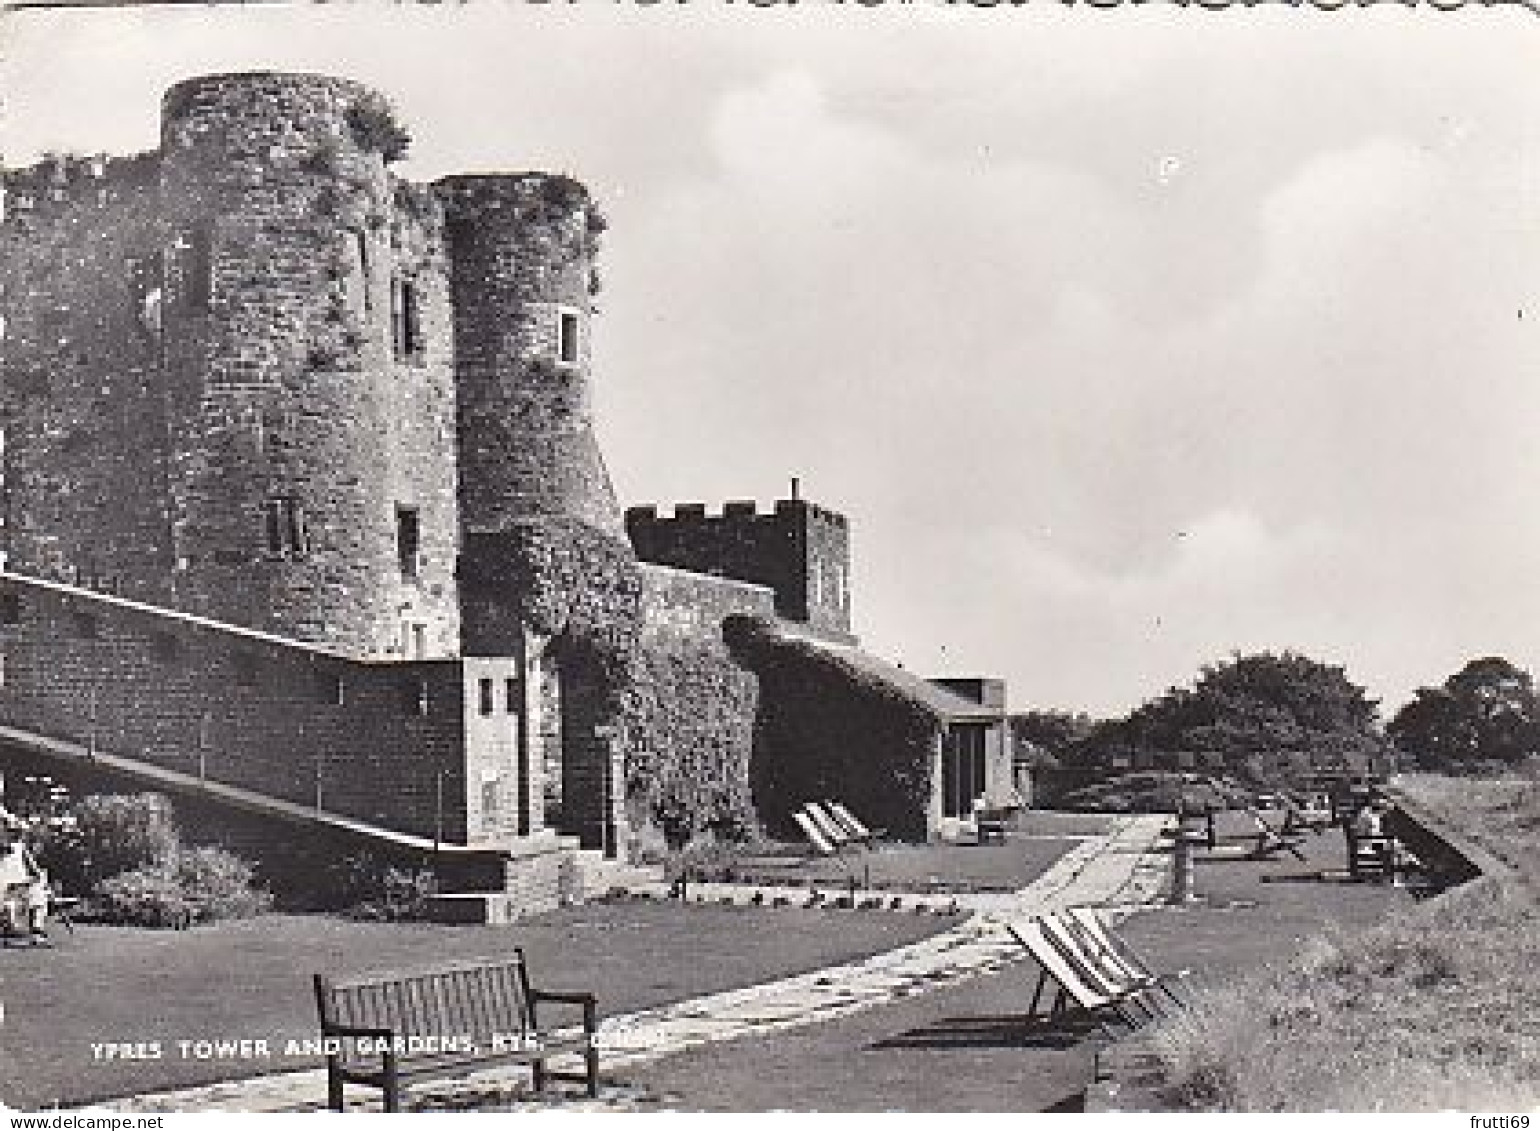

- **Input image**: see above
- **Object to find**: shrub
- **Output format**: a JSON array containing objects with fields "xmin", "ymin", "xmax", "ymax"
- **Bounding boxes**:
[
  {"xmin": 345, "ymin": 94, "xmax": 410, "ymax": 163},
  {"xmin": 1149, "ymin": 878, "xmax": 1540, "ymax": 1110},
  {"xmin": 93, "ymin": 863, "xmax": 191, "ymax": 929},
  {"xmin": 329, "ymin": 851, "xmax": 438, "ymax": 921},
  {"xmin": 93, "ymin": 847, "xmax": 271, "ymax": 928},
  {"xmin": 60, "ymin": 793, "xmax": 180, "ymax": 889},
  {"xmin": 176, "ymin": 846, "xmax": 273, "ymax": 921}
]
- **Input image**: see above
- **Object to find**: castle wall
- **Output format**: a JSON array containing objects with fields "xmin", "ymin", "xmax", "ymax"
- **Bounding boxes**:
[
  {"xmin": 0, "ymin": 154, "xmax": 176, "ymax": 603},
  {"xmin": 0, "ymin": 573, "xmax": 469, "ymax": 842},
  {"xmin": 626, "ymin": 499, "xmax": 854, "ymax": 640},
  {"xmin": 0, "ymin": 69, "xmax": 932, "ymax": 876}
]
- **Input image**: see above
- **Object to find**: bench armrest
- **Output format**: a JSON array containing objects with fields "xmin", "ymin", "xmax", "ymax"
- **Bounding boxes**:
[
  {"xmin": 320, "ymin": 1022, "xmax": 395, "ymax": 1041},
  {"xmin": 531, "ymin": 989, "xmax": 596, "ymax": 1006},
  {"xmin": 529, "ymin": 988, "xmax": 597, "ymax": 1033}
]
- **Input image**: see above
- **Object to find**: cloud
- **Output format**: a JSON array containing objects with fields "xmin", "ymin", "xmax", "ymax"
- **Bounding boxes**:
[{"xmin": 9, "ymin": 6, "xmax": 1540, "ymax": 717}]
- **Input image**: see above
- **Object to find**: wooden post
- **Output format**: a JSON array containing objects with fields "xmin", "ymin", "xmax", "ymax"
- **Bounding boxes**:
[
  {"xmin": 434, "ymin": 767, "xmax": 444, "ymax": 852},
  {"xmin": 86, "ymin": 685, "xmax": 97, "ymax": 759},
  {"xmin": 197, "ymin": 711, "xmax": 210, "ymax": 784},
  {"xmin": 1171, "ymin": 833, "xmax": 1195, "ymax": 904}
]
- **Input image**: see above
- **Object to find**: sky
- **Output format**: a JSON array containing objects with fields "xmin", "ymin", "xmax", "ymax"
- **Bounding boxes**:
[{"xmin": 4, "ymin": 1, "xmax": 1539, "ymax": 719}]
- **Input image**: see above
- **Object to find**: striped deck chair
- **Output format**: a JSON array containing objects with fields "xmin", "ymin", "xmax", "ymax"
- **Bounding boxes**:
[
  {"xmin": 824, "ymin": 801, "xmax": 886, "ymax": 847},
  {"xmin": 1240, "ymin": 808, "xmax": 1308, "ymax": 862},
  {"xmin": 791, "ymin": 808, "xmax": 841, "ymax": 857},
  {"xmin": 1039, "ymin": 912, "xmax": 1172, "ymax": 1022},
  {"xmin": 1003, "ymin": 917, "xmax": 1149, "ymax": 1037},
  {"xmin": 1064, "ymin": 907, "xmax": 1190, "ymax": 1007},
  {"xmin": 801, "ymin": 802, "xmax": 858, "ymax": 852}
]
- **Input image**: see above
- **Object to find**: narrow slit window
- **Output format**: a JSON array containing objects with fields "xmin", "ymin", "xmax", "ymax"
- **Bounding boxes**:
[
  {"xmin": 406, "ymin": 677, "xmax": 431, "ymax": 717},
  {"xmin": 176, "ymin": 222, "xmax": 214, "ymax": 312},
  {"xmin": 392, "ymin": 277, "xmax": 422, "ymax": 361},
  {"xmin": 396, "ymin": 505, "xmax": 420, "ymax": 579},
  {"xmin": 557, "ymin": 309, "xmax": 580, "ymax": 366},
  {"xmin": 151, "ymin": 631, "xmax": 182, "ymax": 664},
  {"xmin": 478, "ymin": 677, "xmax": 495, "ymax": 717},
  {"xmin": 233, "ymin": 652, "xmax": 259, "ymax": 688},
  {"xmin": 505, "ymin": 677, "xmax": 519, "ymax": 713},
  {"xmin": 265, "ymin": 497, "xmax": 308, "ymax": 557},
  {"xmin": 352, "ymin": 230, "xmax": 371, "ymax": 314}
]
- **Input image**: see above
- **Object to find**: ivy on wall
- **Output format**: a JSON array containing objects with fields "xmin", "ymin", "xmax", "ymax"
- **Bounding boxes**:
[
  {"xmin": 618, "ymin": 634, "xmax": 760, "ymax": 849},
  {"xmin": 464, "ymin": 516, "xmax": 643, "ymax": 689},
  {"xmin": 724, "ymin": 616, "xmax": 942, "ymax": 842}
]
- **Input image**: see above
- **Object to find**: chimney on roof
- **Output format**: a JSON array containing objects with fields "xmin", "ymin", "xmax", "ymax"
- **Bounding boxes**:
[{"xmin": 790, "ymin": 476, "xmax": 800, "ymax": 501}]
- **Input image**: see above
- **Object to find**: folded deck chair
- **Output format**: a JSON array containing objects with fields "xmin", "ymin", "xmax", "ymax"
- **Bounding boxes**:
[
  {"xmin": 800, "ymin": 802, "xmax": 859, "ymax": 853},
  {"xmin": 822, "ymin": 801, "xmax": 886, "ymax": 847},
  {"xmin": 1242, "ymin": 808, "xmax": 1308, "ymax": 862},
  {"xmin": 791, "ymin": 808, "xmax": 842, "ymax": 857},
  {"xmin": 1064, "ymin": 907, "xmax": 1190, "ymax": 1006},
  {"xmin": 1003, "ymin": 917, "xmax": 1149, "ymax": 1037}
]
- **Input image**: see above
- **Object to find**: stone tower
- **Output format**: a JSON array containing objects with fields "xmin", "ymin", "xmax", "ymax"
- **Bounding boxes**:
[
  {"xmin": 440, "ymin": 174, "xmax": 637, "ymax": 852},
  {"xmin": 437, "ymin": 173, "xmax": 619, "ymax": 543},
  {"xmin": 156, "ymin": 72, "xmax": 459, "ymax": 657}
]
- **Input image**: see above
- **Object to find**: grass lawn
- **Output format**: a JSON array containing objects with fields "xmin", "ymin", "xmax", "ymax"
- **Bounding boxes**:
[
  {"xmin": 0, "ymin": 901, "xmax": 953, "ymax": 1109},
  {"xmin": 624, "ymin": 952, "xmax": 1108, "ymax": 1112},
  {"xmin": 713, "ymin": 833, "xmax": 1087, "ymax": 893},
  {"xmin": 620, "ymin": 828, "xmax": 1405, "ymax": 1111}
]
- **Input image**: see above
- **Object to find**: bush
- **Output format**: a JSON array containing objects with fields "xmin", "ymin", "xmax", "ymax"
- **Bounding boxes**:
[
  {"xmin": 58, "ymin": 793, "xmax": 180, "ymax": 890},
  {"xmin": 93, "ymin": 863, "xmax": 191, "ymax": 929},
  {"xmin": 93, "ymin": 847, "xmax": 271, "ymax": 928},
  {"xmin": 176, "ymin": 846, "xmax": 273, "ymax": 921},
  {"xmin": 329, "ymin": 851, "xmax": 438, "ymax": 921},
  {"xmin": 345, "ymin": 94, "xmax": 410, "ymax": 162}
]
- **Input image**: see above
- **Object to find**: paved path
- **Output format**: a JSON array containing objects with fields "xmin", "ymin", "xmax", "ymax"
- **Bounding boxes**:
[{"xmin": 107, "ymin": 815, "xmax": 1171, "ymax": 1113}]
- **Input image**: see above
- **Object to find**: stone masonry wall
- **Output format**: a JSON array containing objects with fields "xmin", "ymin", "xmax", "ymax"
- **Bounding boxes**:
[
  {"xmin": 0, "ymin": 154, "xmax": 176, "ymax": 604},
  {"xmin": 0, "ymin": 573, "xmax": 469, "ymax": 842}
]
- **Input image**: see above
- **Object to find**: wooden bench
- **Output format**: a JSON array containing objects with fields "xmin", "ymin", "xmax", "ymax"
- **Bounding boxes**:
[
  {"xmin": 974, "ymin": 806, "xmax": 1011, "ymax": 845},
  {"xmin": 314, "ymin": 950, "xmax": 598, "ymax": 1112}
]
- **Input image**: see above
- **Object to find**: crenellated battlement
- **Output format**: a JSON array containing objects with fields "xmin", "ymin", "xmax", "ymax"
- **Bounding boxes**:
[
  {"xmin": 1, "ymin": 152, "xmax": 160, "ymax": 223},
  {"xmin": 625, "ymin": 495, "xmax": 853, "ymax": 640},
  {"xmin": 626, "ymin": 499, "xmax": 849, "ymax": 527}
]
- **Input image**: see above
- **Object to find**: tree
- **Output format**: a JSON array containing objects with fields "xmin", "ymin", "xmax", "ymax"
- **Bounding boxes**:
[
  {"xmin": 1388, "ymin": 657, "xmax": 1540, "ymax": 771},
  {"xmin": 1008, "ymin": 709, "xmax": 1096, "ymax": 760},
  {"xmin": 1083, "ymin": 650, "xmax": 1391, "ymax": 786}
]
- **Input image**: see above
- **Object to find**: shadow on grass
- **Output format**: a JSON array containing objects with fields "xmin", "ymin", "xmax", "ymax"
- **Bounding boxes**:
[
  {"xmin": 1041, "ymin": 1090, "xmax": 1088, "ymax": 1112},
  {"xmin": 869, "ymin": 1013, "xmax": 1099, "ymax": 1051}
]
